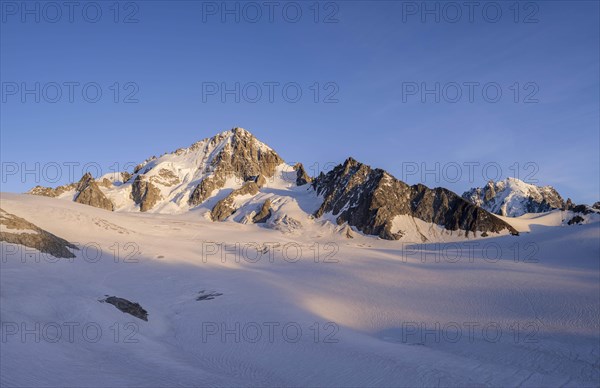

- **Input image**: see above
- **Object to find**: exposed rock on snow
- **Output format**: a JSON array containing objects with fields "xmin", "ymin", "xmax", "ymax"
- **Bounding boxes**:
[
  {"xmin": 196, "ymin": 290, "xmax": 223, "ymax": 301},
  {"xmin": 313, "ymin": 158, "xmax": 518, "ymax": 240},
  {"xmin": 189, "ymin": 175, "xmax": 222, "ymax": 207},
  {"xmin": 150, "ymin": 168, "xmax": 181, "ymax": 187},
  {"xmin": 252, "ymin": 199, "xmax": 272, "ymax": 223},
  {"xmin": 101, "ymin": 296, "xmax": 148, "ymax": 321},
  {"xmin": 0, "ymin": 208, "xmax": 78, "ymax": 258},
  {"xmin": 131, "ymin": 175, "xmax": 163, "ymax": 212},
  {"xmin": 211, "ymin": 182, "xmax": 260, "ymax": 221},
  {"xmin": 563, "ymin": 203, "xmax": 600, "ymax": 225},
  {"xmin": 463, "ymin": 178, "xmax": 565, "ymax": 217},
  {"xmin": 28, "ymin": 183, "xmax": 75, "ymax": 197},
  {"xmin": 567, "ymin": 215, "xmax": 585, "ymax": 225},
  {"xmin": 293, "ymin": 163, "xmax": 312, "ymax": 186},
  {"xmin": 74, "ymin": 173, "xmax": 115, "ymax": 211}
]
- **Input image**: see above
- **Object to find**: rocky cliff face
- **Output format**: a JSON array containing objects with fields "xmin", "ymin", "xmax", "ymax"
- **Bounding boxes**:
[
  {"xmin": 74, "ymin": 173, "xmax": 115, "ymax": 211},
  {"xmin": 0, "ymin": 208, "xmax": 78, "ymax": 258},
  {"xmin": 189, "ymin": 128, "xmax": 283, "ymax": 206},
  {"xmin": 462, "ymin": 178, "xmax": 565, "ymax": 217},
  {"xmin": 313, "ymin": 158, "xmax": 518, "ymax": 240},
  {"xmin": 293, "ymin": 163, "xmax": 312, "ymax": 186},
  {"xmin": 210, "ymin": 182, "xmax": 260, "ymax": 221},
  {"xmin": 130, "ymin": 175, "xmax": 163, "ymax": 212}
]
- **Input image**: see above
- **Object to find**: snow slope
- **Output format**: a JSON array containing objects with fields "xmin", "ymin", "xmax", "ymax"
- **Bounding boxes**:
[{"xmin": 1, "ymin": 192, "xmax": 599, "ymax": 387}]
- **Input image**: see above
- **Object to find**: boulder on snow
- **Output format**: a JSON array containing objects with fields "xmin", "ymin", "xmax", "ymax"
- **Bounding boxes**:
[{"xmin": 101, "ymin": 296, "xmax": 148, "ymax": 321}]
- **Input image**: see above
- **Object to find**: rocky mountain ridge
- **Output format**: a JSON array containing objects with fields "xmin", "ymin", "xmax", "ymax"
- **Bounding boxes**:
[
  {"xmin": 27, "ymin": 127, "xmax": 525, "ymax": 240},
  {"xmin": 313, "ymin": 158, "xmax": 518, "ymax": 240}
]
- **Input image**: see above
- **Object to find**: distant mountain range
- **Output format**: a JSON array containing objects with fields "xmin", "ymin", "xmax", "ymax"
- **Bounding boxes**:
[
  {"xmin": 463, "ymin": 178, "xmax": 599, "ymax": 220},
  {"xmin": 462, "ymin": 178, "xmax": 565, "ymax": 217},
  {"xmin": 27, "ymin": 127, "xmax": 597, "ymax": 241}
]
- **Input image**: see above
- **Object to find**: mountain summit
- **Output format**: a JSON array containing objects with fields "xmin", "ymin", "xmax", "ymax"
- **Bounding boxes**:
[
  {"xmin": 313, "ymin": 158, "xmax": 517, "ymax": 240},
  {"xmin": 29, "ymin": 127, "xmax": 518, "ymax": 241},
  {"xmin": 462, "ymin": 178, "xmax": 565, "ymax": 217}
]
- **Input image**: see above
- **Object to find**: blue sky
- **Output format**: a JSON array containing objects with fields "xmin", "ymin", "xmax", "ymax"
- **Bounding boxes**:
[{"xmin": 1, "ymin": 1, "xmax": 598, "ymax": 203}]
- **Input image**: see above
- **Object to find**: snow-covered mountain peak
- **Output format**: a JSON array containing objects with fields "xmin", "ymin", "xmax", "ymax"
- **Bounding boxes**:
[
  {"xmin": 29, "ymin": 128, "xmax": 288, "ymax": 214},
  {"xmin": 141, "ymin": 127, "xmax": 276, "ymax": 170},
  {"xmin": 463, "ymin": 177, "xmax": 565, "ymax": 217}
]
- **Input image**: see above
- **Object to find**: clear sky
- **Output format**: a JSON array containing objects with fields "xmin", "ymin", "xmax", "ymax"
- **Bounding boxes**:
[{"xmin": 1, "ymin": 1, "xmax": 598, "ymax": 204}]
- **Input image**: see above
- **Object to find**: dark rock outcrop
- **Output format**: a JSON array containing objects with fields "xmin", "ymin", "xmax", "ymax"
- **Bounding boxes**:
[
  {"xmin": 0, "ymin": 208, "xmax": 78, "ymax": 258},
  {"xmin": 74, "ymin": 173, "xmax": 115, "ymax": 211},
  {"xmin": 131, "ymin": 175, "xmax": 163, "ymax": 212},
  {"xmin": 190, "ymin": 176, "xmax": 222, "ymax": 206},
  {"xmin": 101, "ymin": 296, "xmax": 148, "ymax": 321},
  {"xmin": 312, "ymin": 158, "xmax": 518, "ymax": 240},
  {"xmin": 196, "ymin": 290, "xmax": 223, "ymax": 301},
  {"xmin": 293, "ymin": 163, "xmax": 312, "ymax": 186},
  {"xmin": 564, "ymin": 198, "xmax": 574, "ymax": 211},
  {"xmin": 189, "ymin": 128, "xmax": 283, "ymax": 206},
  {"xmin": 567, "ymin": 215, "xmax": 585, "ymax": 225},
  {"xmin": 211, "ymin": 182, "xmax": 260, "ymax": 221},
  {"xmin": 252, "ymin": 199, "xmax": 272, "ymax": 223}
]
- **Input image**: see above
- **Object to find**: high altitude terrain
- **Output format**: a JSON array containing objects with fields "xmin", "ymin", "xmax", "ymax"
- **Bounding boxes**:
[
  {"xmin": 28, "ymin": 127, "xmax": 524, "ymax": 242},
  {"xmin": 1, "ymin": 128, "xmax": 599, "ymax": 387}
]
